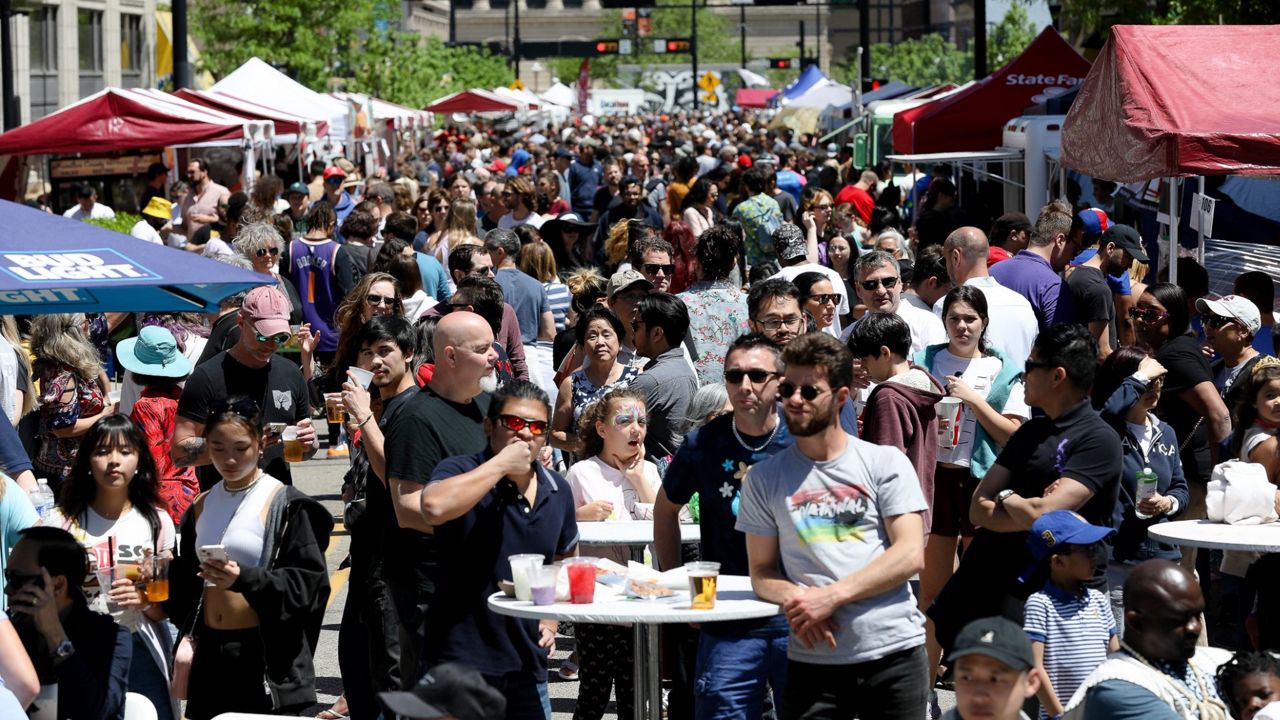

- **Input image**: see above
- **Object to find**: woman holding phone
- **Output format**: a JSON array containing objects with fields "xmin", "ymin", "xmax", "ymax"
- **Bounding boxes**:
[
  {"xmin": 165, "ymin": 396, "xmax": 333, "ymax": 720},
  {"xmin": 42, "ymin": 415, "xmax": 177, "ymax": 720}
]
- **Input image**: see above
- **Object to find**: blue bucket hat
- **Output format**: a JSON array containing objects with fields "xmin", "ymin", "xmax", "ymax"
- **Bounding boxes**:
[{"xmin": 116, "ymin": 326, "xmax": 193, "ymax": 378}]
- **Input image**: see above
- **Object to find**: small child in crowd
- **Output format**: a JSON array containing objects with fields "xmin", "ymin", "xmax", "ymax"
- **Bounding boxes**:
[
  {"xmin": 1216, "ymin": 651, "xmax": 1280, "ymax": 720},
  {"xmin": 1023, "ymin": 510, "xmax": 1119, "ymax": 719}
]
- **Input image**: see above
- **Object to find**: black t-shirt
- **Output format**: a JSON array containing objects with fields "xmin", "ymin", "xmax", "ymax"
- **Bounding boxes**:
[
  {"xmin": 362, "ymin": 386, "xmax": 417, "ymax": 563},
  {"xmin": 335, "ymin": 244, "xmax": 375, "ymax": 299},
  {"xmin": 1156, "ymin": 334, "xmax": 1215, "ymax": 483},
  {"xmin": 930, "ymin": 400, "xmax": 1122, "ymax": 647},
  {"xmin": 773, "ymin": 192, "xmax": 797, "ymax": 223},
  {"xmin": 1066, "ymin": 266, "xmax": 1116, "ymax": 351},
  {"xmin": 592, "ymin": 186, "xmax": 617, "ymax": 218},
  {"xmin": 382, "ymin": 385, "xmax": 491, "ymax": 582},
  {"xmin": 198, "ymin": 313, "xmax": 240, "ymax": 367},
  {"xmin": 176, "ymin": 350, "xmax": 310, "ymax": 487}
]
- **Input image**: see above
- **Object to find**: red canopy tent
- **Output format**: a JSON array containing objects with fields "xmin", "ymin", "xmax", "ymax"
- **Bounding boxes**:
[
  {"xmin": 0, "ymin": 87, "xmax": 253, "ymax": 156},
  {"xmin": 1061, "ymin": 25, "xmax": 1280, "ymax": 182},
  {"xmin": 174, "ymin": 88, "xmax": 329, "ymax": 138},
  {"xmin": 893, "ymin": 27, "xmax": 1090, "ymax": 154},
  {"xmin": 735, "ymin": 88, "xmax": 779, "ymax": 109},
  {"xmin": 425, "ymin": 89, "xmax": 521, "ymax": 114}
]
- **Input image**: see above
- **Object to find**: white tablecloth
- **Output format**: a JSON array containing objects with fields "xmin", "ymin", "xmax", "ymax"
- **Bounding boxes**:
[
  {"xmin": 577, "ymin": 521, "xmax": 700, "ymax": 546},
  {"xmin": 487, "ymin": 574, "xmax": 778, "ymax": 624},
  {"xmin": 1147, "ymin": 520, "xmax": 1280, "ymax": 553}
]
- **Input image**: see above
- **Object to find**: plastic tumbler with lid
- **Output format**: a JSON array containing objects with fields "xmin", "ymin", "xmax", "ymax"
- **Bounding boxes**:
[{"xmin": 564, "ymin": 557, "xmax": 597, "ymax": 604}]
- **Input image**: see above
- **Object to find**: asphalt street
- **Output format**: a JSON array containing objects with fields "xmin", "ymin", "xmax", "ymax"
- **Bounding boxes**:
[{"xmin": 293, "ymin": 454, "xmax": 956, "ymax": 720}]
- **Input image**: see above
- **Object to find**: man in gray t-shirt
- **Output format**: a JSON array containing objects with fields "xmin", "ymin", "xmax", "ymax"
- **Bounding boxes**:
[{"xmin": 736, "ymin": 332, "xmax": 929, "ymax": 718}]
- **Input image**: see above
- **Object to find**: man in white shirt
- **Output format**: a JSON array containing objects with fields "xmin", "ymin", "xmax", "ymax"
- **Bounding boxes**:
[
  {"xmin": 62, "ymin": 184, "xmax": 115, "ymax": 222},
  {"xmin": 936, "ymin": 228, "xmax": 1038, "ymax": 367},
  {"xmin": 840, "ymin": 250, "xmax": 945, "ymax": 356},
  {"xmin": 129, "ymin": 197, "xmax": 172, "ymax": 245}
]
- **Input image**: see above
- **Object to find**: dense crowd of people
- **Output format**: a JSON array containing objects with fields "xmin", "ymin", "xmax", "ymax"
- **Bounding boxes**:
[{"xmin": 2, "ymin": 110, "xmax": 1279, "ymax": 720}]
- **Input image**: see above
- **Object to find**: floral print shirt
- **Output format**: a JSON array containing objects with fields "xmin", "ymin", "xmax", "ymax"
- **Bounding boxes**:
[
  {"xmin": 35, "ymin": 363, "xmax": 105, "ymax": 484},
  {"xmin": 679, "ymin": 281, "xmax": 751, "ymax": 386}
]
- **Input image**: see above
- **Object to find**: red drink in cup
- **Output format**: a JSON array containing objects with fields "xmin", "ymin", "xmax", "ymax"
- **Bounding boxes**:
[{"xmin": 565, "ymin": 558, "xmax": 596, "ymax": 604}]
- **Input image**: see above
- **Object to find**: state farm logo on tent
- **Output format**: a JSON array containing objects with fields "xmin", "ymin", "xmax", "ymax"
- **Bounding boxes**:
[
  {"xmin": 0, "ymin": 250, "xmax": 160, "ymax": 284},
  {"xmin": 1005, "ymin": 73, "xmax": 1083, "ymax": 87}
]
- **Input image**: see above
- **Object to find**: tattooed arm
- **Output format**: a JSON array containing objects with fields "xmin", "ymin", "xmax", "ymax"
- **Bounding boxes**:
[{"xmin": 171, "ymin": 416, "xmax": 210, "ymax": 467}]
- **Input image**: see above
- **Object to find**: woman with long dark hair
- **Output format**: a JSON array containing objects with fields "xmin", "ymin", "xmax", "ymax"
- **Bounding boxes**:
[
  {"xmin": 45, "ymin": 415, "xmax": 177, "ymax": 720},
  {"xmin": 680, "ymin": 179, "xmax": 718, "ymax": 239}
]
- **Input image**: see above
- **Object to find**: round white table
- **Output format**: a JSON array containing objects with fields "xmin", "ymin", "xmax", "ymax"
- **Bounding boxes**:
[
  {"xmin": 1148, "ymin": 520, "xmax": 1280, "ymax": 552},
  {"xmin": 576, "ymin": 521, "xmax": 701, "ymax": 563},
  {"xmin": 489, "ymin": 574, "xmax": 778, "ymax": 720}
]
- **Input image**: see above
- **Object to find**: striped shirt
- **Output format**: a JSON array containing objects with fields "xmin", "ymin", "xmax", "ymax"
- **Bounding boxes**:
[
  {"xmin": 1025, "ymin": 583, "xmax": 1116, "ymax": 719},
  {"xmin": 544, "ymin": 281, "xmax": 571, "ymax": 333}
]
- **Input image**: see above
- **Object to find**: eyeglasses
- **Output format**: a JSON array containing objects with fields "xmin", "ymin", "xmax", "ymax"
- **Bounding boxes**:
[
  {"xmin": 725, "ymin": 368, "xmax": 777, "ymax": 385},
  {"xmin": 778, "ymin": 382, "xmax": 829, "ymax": 402},
  {"xmin": 1128, "ymin": 307, "xmax": 1169, "ymax": 323},
  {"xmin": 325, "ymin": 178, "xmax": 342, "ymax": 186},
  {"xmin": 806, "ymin": 293, "xmax": 839, "ymax": 306},
  {"xmin": 812, "ymin": 204, "xmax": 833, "ymax": 211},
  {"xmin": 642, "ymin": 263, "xmax": 675, "ymax": 276},
  {"xmin": 255, "ymin": 331, "xmax": 292, "ymax": 345},
  {"xmin": 1204, "ymin": 314, "xmax": 1239, "ymax": 330},
  {"xmin": 415, "ymin": 205, "xmax": 431, "ymax": 214},
  {"xmin": 859, "ymin": 276, "xmax": 899, "ymax": 291},
  {"xmin": 209, "ymin": 396, "xmax": 261, "ymax": 419},
  {"xmin": 501, "ymin": 190, "xmax": 514, "ymax": 197},
  {"xmin": 469, "ymin": 266, "xmax": 495, "ymax": 277},
  {"xmin": 432, "ymin": 205, "xmax": 450, "ymax": 213},
  {"xmin": 1023, "ymin": 359, "xmax": 1058, "ymax": 373},
  {"xmin": 255, "ymin": 247, "xmax": 280, "ymax": 257},
  {"xmin": 497, "ymin": 414, "xmax": 549, "ymax": 436},
  {"xmin": 754, "ymin": 316, "xmax": 803, "ymax": 331},
  {"xmin": 366, "ymin": 293, "xmax": 396, "ymax": 307}
]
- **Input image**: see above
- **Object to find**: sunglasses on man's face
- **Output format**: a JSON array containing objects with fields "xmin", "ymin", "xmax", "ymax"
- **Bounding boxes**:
[
  {"xmin": 642, "ymin": 263, "xmax": 675, "ymax": 276},
  {"xmin": 325, "ymin": 178, "xmax": 342, "ymax": 186},
  {"xmin": 1023, "ymin": 359, "xmax": 1058, "ymax": 374},
  {"xmin": 255, "ymin": 332, "xmax": 291, "ymax": 345},
  {"xmin": 497, "ymin": 414, "xmax": 549, "ymax": 436},
  {"xmin": 255, "ymin": 247, "xmax": 280, "ymax": 258},
  {"xmin": 778, "ymin": 382, "xmax": 828, "ymax": 401},
  {"xmin": 859, "ymin": 276, "xmax": 899, "ymax": 292},
  {"xmin": 1204, "ymin": 314, "xmax": 1239, "ymax": 330},
  {"xmin": 725, "ymin": 368, "xmax": 777, "ymax": 385}
]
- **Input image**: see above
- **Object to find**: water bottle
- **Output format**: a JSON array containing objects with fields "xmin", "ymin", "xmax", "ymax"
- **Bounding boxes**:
[
  {"xmin": 1134, "ymin": 467, "xmax": 1159, "ymax": 519},
  {"xmin": 28, "ymin": 478, "xmax": 55, "ymax": 520}
]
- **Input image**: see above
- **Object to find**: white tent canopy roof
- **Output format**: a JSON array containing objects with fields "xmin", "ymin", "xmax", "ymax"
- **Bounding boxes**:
[
  {"xmin": 540, "ymin": 82, "xmax": 575, "ymax": 108},
  {"xmin": 211, "ymin": 57, "xmax": 350, "ymax": 139},
  {"xmin": 784, "ymin": 80, "xmax": 853, "ymax": 109}
]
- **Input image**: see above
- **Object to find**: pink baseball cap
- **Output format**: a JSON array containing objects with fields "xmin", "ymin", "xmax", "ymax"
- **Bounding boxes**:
[{"xmin": 240, "ymin": 286, "xmax": 291, "ymax": 337}]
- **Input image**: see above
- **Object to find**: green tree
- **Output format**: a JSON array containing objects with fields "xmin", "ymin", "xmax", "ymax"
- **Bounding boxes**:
[
  {"xmin": 548, "ymin": 0, "xmax": 739, "ymax": 87},
  {"xmin": 1046, "ymin": 0, "xmax": 1279, "ymax": 49},
  {"xmin": 987, "ymin": 2, "xmax": 1037, "ymax": 72},
  {"xmin": 834, "ymin": 34, "xmax": 971, "ymax": 87},
  {"xmin": 348, "ymin": 35, "xmax": 514, "ymax": 108}
]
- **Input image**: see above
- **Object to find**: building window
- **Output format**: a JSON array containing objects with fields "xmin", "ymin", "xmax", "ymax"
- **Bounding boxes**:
[
  {"xmin": 29, "ymin": 6, "xmax": 58, "ymax": 119},
  {"xmin": 78, "ymin": 9, "xmax": 104, "ymax": 97},
  {"xmin": 121, "ymin": 14, "xmax": 143, "ymax": 87}
]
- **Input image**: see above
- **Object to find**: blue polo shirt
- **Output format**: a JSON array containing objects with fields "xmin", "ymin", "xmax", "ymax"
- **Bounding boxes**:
[
  {"xmin": 989, "ymin": 250, "xmax": 1067, "ymax": 331},
  {"xmin": 423, "ymin": 451, "xmax": 579, "ymax": 682}
]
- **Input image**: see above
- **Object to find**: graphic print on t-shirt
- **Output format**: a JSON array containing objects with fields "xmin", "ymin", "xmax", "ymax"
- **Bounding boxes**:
[{"xmin": 788, "ymin": 483, "xmax": 872, "ymax": 543}]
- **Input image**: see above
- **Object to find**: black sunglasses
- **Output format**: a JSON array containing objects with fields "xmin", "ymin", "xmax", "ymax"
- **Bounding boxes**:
[
  {"xmin": 859, "ymin": 277, "xmax": 899, "ymax": 291},
  {"xmin": 1023, "ymin": 359, "xmax": 1058, "ymax": 373},
  {"xmin": 3, "ymin": 569, "xmax": 43, "ymax": 588},
  {"xmin": 725, "ymin": 368, "xmax": 777, "ymax": 385},
  {"xmin": 1204, "ymin": 314, "xmax": 1238, "ymax": 330},
  {"xmin": 778, "ymin": 382, "xmax": 828, "ymax": 401},
  {"xmin": 366, "ymin": 293, "xmax": 396, "ymax": 307},
  {"xmin": 1128, "ymin": 306, "xmax": 1169, "ymax": 323},
  {"xmin": 255, "ymin": 247, "xmax": 280, "ymax": 257},
  {"xmin": 643, "ymin": 263, "xmax": 675, "ymax": 276},
  {"xmin": 497, "ymin": 414, "xmax": 549, "ymax": 436},
  {"xmin": 806, "ymin": 293, "xmax": 839, "ymax": 306}
]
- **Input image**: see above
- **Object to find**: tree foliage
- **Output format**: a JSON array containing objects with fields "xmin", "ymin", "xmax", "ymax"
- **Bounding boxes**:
[
  {"xmin": 1049, "ymin": 0, "xmax": 1280, "ymax": 49},
  {"xmin": 348, "ymin": 35, "xmax": 514, "ymax": 108}
]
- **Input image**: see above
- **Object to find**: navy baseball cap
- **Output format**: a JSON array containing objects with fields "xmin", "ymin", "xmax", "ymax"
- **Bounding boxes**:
[
  {"xmin": 1101, "ymin": 224, "xmax": 1150, "ymax": 264},
  {"xmin": 1027, "ymin": 510, "xmax": 1116, "ymax": 563},
  {"xmin": 379, "ymin": 663, "xmax": 505, "ymax": 720}
]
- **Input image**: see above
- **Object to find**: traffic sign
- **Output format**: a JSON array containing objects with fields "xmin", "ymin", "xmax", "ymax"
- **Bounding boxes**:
[
  {"xmin": 509, "ymin": 79, "xmax": 526, "ymax": 90},
  {"xmin": 702, "ymin": 92, "xmax": 719, "ymax": 104},
  {"xmin": 698, "ymin": 71, "xmax": 720, "ymax": 91}
]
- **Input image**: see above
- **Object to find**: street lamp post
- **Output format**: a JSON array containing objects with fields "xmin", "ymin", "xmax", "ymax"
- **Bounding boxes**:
[{"xmin": 1, "ymin": 0, "xmax": 18, "ymax": 130}]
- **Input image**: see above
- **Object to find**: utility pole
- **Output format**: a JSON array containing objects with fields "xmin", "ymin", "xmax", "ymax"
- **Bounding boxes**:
[
  {"xmin": 449, "ymin": 0, "xmax": 457, "ymax": 44},
  {"xmin": 513, "ymin": 0, "xmax": 522, "ymax": 79},
  {"xmin": 739, "ymin": 4, "xmax": 746, "ymax": 68},
  {"xmin": 815, "ymin": 4, "xmax": 821, "ymax": 71},
  {"xmin": 691, "ymin": 0, "xmax": 699, "ymax": 110},
  {"xmin": 173, "ymin": 0, "xmax": 192, "ymax": 89},
  {"xmin": 798, "ymin": 20, "xmax": 805, "ymax": 65},
  {"xmin": 858, "ymin": 0, "xmax": 869, "ymax": 87},
  {"xmin": 974, "ymin": 0, "xmax": 987, "ymax": 79},
  {"xmin": 1, "ymin": 0, "xmax": 17, "ymax": 129}
]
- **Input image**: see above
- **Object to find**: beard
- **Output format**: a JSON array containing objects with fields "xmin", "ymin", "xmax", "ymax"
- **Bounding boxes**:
[
  {"xmin": 478, "ymin": 371, "xmax": 499, "ymax": 394},
  {"xmin": 784, "ymin": 396, "xmax": 836, "ymax": 437}
]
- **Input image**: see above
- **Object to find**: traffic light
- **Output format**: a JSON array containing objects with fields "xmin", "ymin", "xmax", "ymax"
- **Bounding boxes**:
[
  {"xmin": 663, "ymin": 39, "xmax": 691, "ymax": 53},
  {"xmin": 595, "ymin": 40, "xmax": 620, "ymax": 54},
  {"xmin": 861, "ymin": 77, "xmax": 888, "ymax": 92},
  {"xmin": 768, "ymin": 58, "xmax": 794, "ymax": 69}
]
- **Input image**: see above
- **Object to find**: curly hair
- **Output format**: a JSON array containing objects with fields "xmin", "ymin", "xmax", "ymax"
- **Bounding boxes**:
[
  {"xmin": 1216, "ymin": 651, "xmax": 1280, "ymax": 720},
  {"xmin": 576, "ymin": 387, "xmax": 647, "ymax": 460},
  {"xmin": 30, "ymin": 313, "xmax": 100, "ymax": 384},
  {"xmin": 695, "ymin": 224, "xmax": 741, "ymax": 282},
  {"xmin": 233, "ymin": 221, "xmax": 284, "ymax": 259}
]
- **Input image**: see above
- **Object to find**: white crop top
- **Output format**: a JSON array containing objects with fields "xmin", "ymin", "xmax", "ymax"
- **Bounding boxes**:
[{"xmin": 195, "ymin": 474, "xmax": 283, "ymax": 568}]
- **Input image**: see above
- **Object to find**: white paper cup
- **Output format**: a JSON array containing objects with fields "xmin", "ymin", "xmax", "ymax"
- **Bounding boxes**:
[
  {"xmin": 347, "ymin": 367, "xmax": 374, "ymax": 389},
  {"xmin": 936, "ymin": 397, "xmax": 963, "ymax": 449}
]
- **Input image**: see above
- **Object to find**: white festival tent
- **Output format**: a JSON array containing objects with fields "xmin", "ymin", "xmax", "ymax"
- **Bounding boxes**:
[
  {"xmin": 785, "ymin": 79, "xmax": 854, "ymax": 109},
  {"xmin": 211, "ymin": 57, "xmax": 350, "ymax": 141},
  {"xmin": 540, "ymin": 82, "xmax": 576, "ymax": 108}
]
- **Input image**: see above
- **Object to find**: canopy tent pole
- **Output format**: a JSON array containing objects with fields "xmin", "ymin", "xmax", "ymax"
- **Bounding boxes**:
[
  {"xmin": 1169, "ymin": 177, "xmax": 1179, "ymax": 284},
  {"xmin": 1197, "ymin": 176, "xmax": 1206, "ymax": 264}
]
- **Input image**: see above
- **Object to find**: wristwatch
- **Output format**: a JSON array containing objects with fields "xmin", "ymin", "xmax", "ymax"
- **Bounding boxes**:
[
  {"xmin": 994, "ymin": 489, "xmax": 1016, "ymax": 509},
  {"xmin": 52, "ymin": 638, "xmax": 75, "ymax": 665}
]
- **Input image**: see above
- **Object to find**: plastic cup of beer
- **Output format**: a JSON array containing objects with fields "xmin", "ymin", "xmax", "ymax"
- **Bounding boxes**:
[
  {"xmin": 508, "ymin": 553, "xmax": 544, "ymax": 602},
  {"xmin": 325, "ymin": 393, "xmax": 346, "ymax": 424},
  {"xmin": 95, "ymin": 565, "xmax": 124, "ymax": 614},
  {"xmin": 564, "ymin": 557, "xmax": 597, "ymax": 604},
  {"xmin": 144, "ymin": 557, "xmax": 170, "ymax": 603},
  {"xmin": 686, "ymin": 561, "xmax": 721, "ymax": 610},
  {"xmin": 282, "ymin": 426, "xmax": 305, "ymax": 463}
]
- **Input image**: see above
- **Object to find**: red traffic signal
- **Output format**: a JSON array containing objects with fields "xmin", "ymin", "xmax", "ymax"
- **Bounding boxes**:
[
  {"xmin": 595, "ymin": 40, "xmax": 620, "ymax": 54},
  {"xmin": 768, "ymin": 58, "xmax": 793, "ymax": 69},
  {"xmin": 666, "ymin": 39, "xmax": 690, "ymax": 52}
]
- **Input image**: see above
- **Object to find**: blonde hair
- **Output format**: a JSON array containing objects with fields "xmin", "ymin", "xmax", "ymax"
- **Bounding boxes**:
[
  {"xmin": 1, "ymin": 316, "xmax": 34, "ymax": 417},
  {"xmin": 519, "ymin": 241, "xmax": 559, "ymax": 283},
  {"xmin": 605, "ymin": 219, "xmax": 634, "ymax": 269},
  {"xmin": 29, "ymin": 313, "xmax": 100, "ymax": 384}
]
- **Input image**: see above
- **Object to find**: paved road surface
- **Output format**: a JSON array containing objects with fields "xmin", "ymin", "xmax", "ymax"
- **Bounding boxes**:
[{"xmin": 293, "ymin": 455, "xmax": 956, "ymax": 719}]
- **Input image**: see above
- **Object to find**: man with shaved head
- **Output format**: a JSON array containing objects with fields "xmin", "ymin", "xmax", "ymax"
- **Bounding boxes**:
[
  {"xmin": 936, "ymin": 227, "xmax": 1038, "ymax": 367},
  {"xmin": 383, "ymin": 310, "xmax": 499, "ymax": 684},
  {"xmin": 1064, "ymin": 559, "xmax": 1229, "ymax": 719},
  {"xmin": 834, "ymin": 169, "xmax": 880, "ymax": 224}
]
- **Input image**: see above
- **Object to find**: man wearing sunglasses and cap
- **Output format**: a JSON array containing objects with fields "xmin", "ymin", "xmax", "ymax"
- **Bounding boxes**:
[
  {"xmin": 174, "ymin": 285, "xmax": 317, "ymax": 488},
  {"xmin": 1066, "ymin": 223, "xmax": 1149, "ymax": 361},
  {"xmin": 417, "ymin": 380, "xmax": 578, "ymax": 719}
]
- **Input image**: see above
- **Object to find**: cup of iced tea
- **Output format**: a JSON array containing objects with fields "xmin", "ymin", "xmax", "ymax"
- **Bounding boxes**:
[
  {"xmin": 144, "ymin": 556, "xmax": 170, "ymax": 603},
  {"xmin": 325, "ymin": 394, "xmax": 346, "ymax": 424},
  {"xmin": 686, "ymin": 561, "xmax": 720, "ymax": 610},
  {"xmin": 282, "ymin": 426, "xmax": 305, "ymax": 463},
  {"xmin": 564, "ymin": 557, "xmax": 597, "ymax": 604}
]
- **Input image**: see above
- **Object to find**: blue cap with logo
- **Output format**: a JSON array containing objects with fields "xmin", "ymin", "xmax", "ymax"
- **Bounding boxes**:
[{"xmin": 1026, "ymin": 509, "xmax": 1116, "ymax": 563}]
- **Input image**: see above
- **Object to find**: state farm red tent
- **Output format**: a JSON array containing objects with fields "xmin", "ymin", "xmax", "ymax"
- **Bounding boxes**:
[
  {"xmin": 425, "ymin": 89, "xmax": 520, "ymax": 114},
  {"xmin": 893, "ymin": 27, "xmax": 1090, "ymax": 154},
  {"xmin": 1061, "ymin": 25, "xmax": 1280, "ymax": 181},
  {"xmin": 0, "ymin": 87, "xmax": 252, "ymax": 156}
]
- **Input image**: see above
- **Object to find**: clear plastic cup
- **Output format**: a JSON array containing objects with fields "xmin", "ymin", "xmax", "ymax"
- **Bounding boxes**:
[
  {"xmin": 145, "ymin": 556, "xmax": 170, "ymax": 602},
  {"xmin": 347, "ymin": 367, "xmax": 374, "ymax": 389},
  {"xmin": 95, "ymin": 565, "xmax": 124, "ymax": 614},
  {"xmin": 508, "ymin": 554, "xmax": 544, "ymax": 602},
  {"xmin": 564, "ymin": 557, "xmax": 597, "ymax": 604},
  {"xmin": 282, "ymin": 426, "xmax": 305, "ymax": 462},
  {"xmin": 686, "ymin": 561, "xmax": 721, "ymax": 610},
  {"xmin": 530, "ymin": 565, "xmax": 558, "ymax": 606},
  {"xmin": 325, "ymin": 393, "xmax": 346, "ymax": 424}
]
